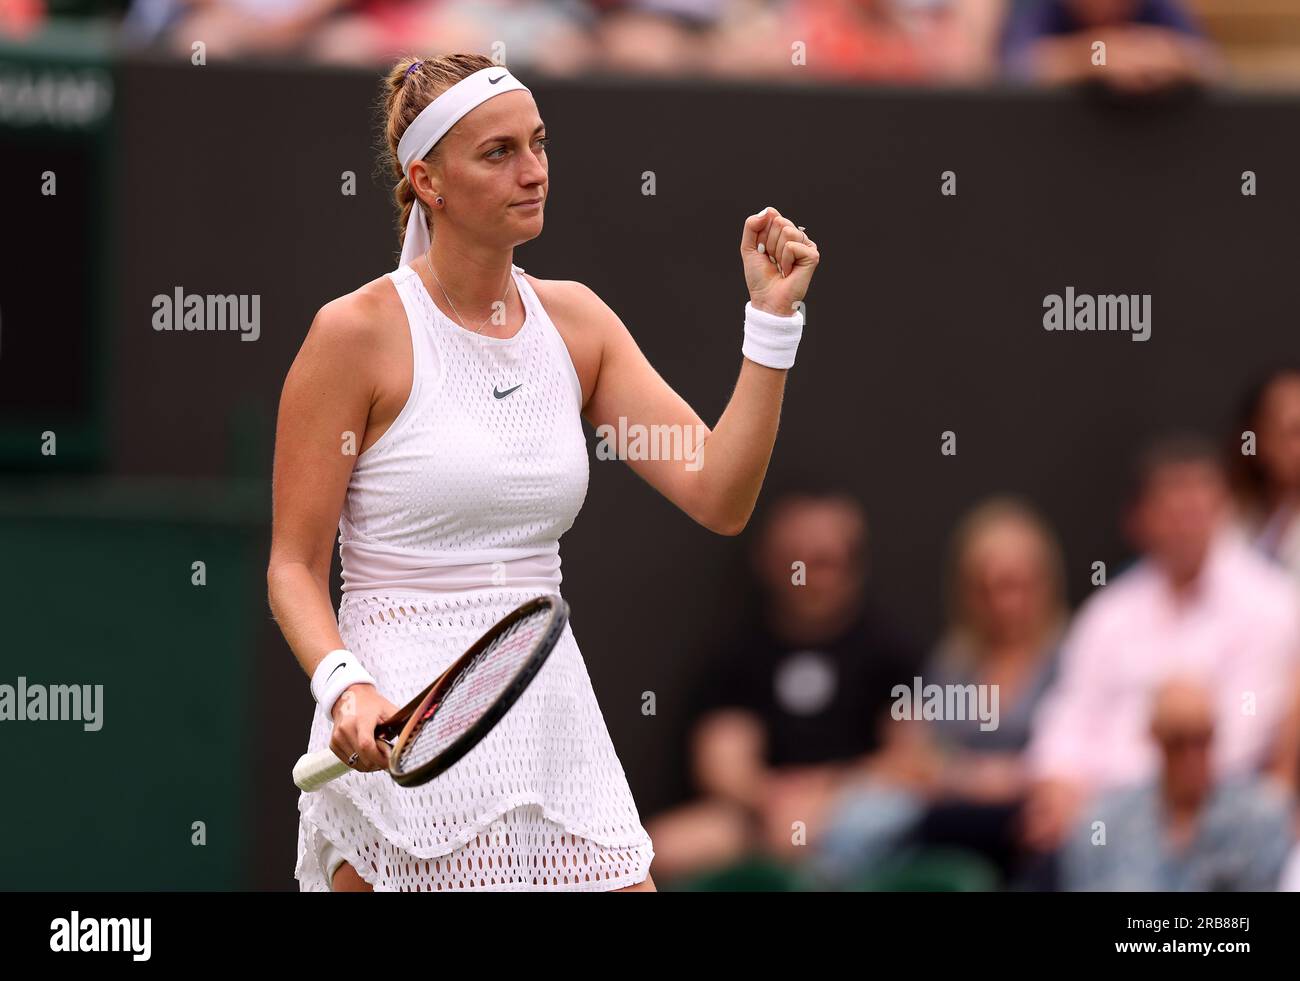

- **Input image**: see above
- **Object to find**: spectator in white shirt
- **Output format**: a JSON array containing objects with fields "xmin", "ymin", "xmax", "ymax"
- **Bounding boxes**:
[{"xmin": 1021, "ymin": 435, "xmax": 1300, "ymax": 859}]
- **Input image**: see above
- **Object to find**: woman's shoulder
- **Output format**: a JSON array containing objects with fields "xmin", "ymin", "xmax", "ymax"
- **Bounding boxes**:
[
  {"xmin": 522, "ymin": 272, "xmax": 591, "ymax": 318},
  {"xmin": 521, "ymin": 271, "xmax": 611, "ymax": 351},
  {"xmin": 521, "ymin": 272, "xmax": 626, "ymax": 357},
  {"xmin": 305, "ymin": 272, "xmax": 405, "ymax": 349},
  {"xmin": 321, "ymin": 271, "xmax": 403, "ymax": 324},
  {"xmin": 285, "ymin": 274, "xmax": 410, "ymax": 396}
]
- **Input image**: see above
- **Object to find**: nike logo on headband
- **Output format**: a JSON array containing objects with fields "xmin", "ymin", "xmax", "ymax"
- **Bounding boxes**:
[
  {"xmin": 493, "ymin": 384, "xmax": 523, "ymax": 400},
  {"xmin": 489, "ymin": 74, "xmax": 506, "ymax": 84}
]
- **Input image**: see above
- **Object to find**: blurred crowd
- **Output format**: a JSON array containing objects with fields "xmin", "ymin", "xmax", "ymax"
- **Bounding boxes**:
[
  {"xmin": 650, "ymin": 364, "xmax": 1300, "ymax": 891},
  {"xmin": 6, "ymin": 0, "xmax": 1300, "ymax": 90}
]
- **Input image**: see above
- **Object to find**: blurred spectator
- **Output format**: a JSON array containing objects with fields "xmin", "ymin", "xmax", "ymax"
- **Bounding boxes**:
[
  {"xmin": 592, "ymin": 0, "xmax": 721, "ymax": 76},
  {"xmin": 1283, "ymin": 836, "xmax": 1300, "ymax": 891},
  {"xmin": 786, "ymin": 0, "xmax": 1006, "ymax": 82},
  {"xmin": 926, "ymin": 496, "xmax": 1067, "ymax": 768},
  {"xmin": 912, "ymin": 498, "xmax": 1067, "ymax": 870},
  {"xmin": 123, "ymin": 0, "xmax": 600, "ymax": 70},
  {"xmin": 2, "ymin": 0, "xmax": 128, "ymax": 38},
  {"xmin": 644, "ymin": 487, "xmax": 920, "ymax": 886},
  {"xmin": 811, "ymin": 496, "xmax": 1068, "ymax": 885},
  {"xmin": 123, "ymin": 0, "xmax": 351, "ymax": 55},
  {"xmin": 1021, "ymin": 434, "xmax": 1300, "ymax": 868},
  {"xmin": 1001, "ymin": 0, "xmax": 1222, "ymax": 91},
  {"xmin": 701, "ymin": 0, "xmax": 1007, "ymax": 84},
  {"xmin": 1231, "ymin": 367, "xmax": 1300, "ymax": 795},
  {"xmin": 0, "ymin": 0, "xmax": 43, "ymax": 38},
  {"xmin": 1061, "ymin": 678, "xmax": 1294, "ymax": 890},
  {"xmin": 310, "ymin": 0, "xmax": 599, "ymax": 73},
  {"xmin": 1232, "ymin": 365, "xmax": 1300, "ymax": 591}
]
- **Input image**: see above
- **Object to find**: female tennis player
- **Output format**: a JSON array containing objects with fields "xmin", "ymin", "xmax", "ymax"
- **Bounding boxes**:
[{"xmin": 267, "ymin": 52, "xmax": 819, "ymax": 892}]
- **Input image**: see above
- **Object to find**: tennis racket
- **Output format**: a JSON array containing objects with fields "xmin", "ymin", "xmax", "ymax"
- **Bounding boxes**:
[{"xmin": 293, "ymin": 593, "xmax": 569, "ymax": 792}]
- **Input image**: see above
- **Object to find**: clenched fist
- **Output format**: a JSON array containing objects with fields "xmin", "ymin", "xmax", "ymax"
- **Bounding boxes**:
[{"xmin": 741, "ymin": 206, "xmax": 820, "ymax": 316}]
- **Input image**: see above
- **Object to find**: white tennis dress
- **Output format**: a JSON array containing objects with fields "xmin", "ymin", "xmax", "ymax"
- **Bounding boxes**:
[{"xmin": 294, "ymin": 261, "xmax": 655, "ymax": 891}]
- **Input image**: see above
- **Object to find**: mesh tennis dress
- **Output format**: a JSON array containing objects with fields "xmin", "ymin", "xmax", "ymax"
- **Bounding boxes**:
[{"xmin": 294, "ymin": 261, "xmax": 655, "ymax": 891}]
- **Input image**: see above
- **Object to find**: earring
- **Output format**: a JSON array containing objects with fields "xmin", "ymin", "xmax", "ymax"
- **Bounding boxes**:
[{"xmin": 435, "ymin": 196, "xmax": 444, "ymax": 206}]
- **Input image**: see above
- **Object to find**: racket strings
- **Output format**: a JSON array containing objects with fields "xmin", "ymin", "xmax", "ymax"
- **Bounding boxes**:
[{"xmin": 395, "ymin": 610, "xmax": 552, "ymax": 774}]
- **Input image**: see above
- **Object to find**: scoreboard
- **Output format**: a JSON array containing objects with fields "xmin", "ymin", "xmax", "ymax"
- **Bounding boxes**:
[{"xmin": 0, "ymin": 45, "xmax": 113, "ymax": 471}]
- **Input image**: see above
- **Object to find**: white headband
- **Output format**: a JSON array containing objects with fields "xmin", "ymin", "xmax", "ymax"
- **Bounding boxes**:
[{"xmin": 396, "ymin": 65, "xmax": 531, "ymax": 268}]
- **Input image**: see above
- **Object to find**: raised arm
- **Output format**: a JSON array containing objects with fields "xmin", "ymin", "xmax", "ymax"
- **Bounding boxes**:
[{"xmin": 582, "ymin": 207, "xmax": 819, "ymax": 536}]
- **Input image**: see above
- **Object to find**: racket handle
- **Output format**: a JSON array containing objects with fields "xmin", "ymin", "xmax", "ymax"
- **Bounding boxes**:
[{"xmin": 293, "ymin": 750, "xmax": 350, "ymax": 791}]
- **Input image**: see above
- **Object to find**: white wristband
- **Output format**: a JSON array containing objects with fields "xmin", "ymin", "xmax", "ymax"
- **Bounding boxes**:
[
  {"xmin": 742, "ymin": 301, "xmax": 804, "ymax": 369},
  {"xmin": 310, "ymin": 649, "xmax": 377, "ymax": 718}
]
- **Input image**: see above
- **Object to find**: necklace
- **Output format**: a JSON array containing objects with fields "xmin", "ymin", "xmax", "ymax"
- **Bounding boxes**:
[{"xmin": 425, "ymin": 248, "xmax": 515, "ymax": 336}]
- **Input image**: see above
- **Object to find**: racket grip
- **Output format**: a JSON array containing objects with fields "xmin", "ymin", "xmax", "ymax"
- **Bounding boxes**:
[{"xmin": 293, "ymin": 750, "xmax": 351, "ymax": 791}]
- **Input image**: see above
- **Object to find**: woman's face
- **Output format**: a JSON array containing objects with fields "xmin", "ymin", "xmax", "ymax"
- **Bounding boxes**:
[
  {"xmin": 427, "ymin": 90, "xmax": 549, "ymax": 246},
  {"xmin": 960, "ymin": 520, "xmax": 1053, "ymax": 647},
  {"xmin": 1256, "ymin": 374, "xmax": 1300, "ymax": 493}
]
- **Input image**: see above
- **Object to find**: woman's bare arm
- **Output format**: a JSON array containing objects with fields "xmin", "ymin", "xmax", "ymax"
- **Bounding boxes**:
[
  {"xmin": 267, "ymin": 287, "xmax": 404, "ymax": 772},
  {"xmin": 575, "ymin": 286, "xmax": 787, "ymax": 537},
  {"xmin": 267, "ymin": 291, "xmax": 386, "ymax": 678},
  {"xmin": 579, "ymin": 208, "xmax": 818, "ymax": 536}
]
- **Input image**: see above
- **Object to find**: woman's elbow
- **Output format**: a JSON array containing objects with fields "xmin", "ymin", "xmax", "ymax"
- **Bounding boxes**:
[
  {"xmin": 697, "ymin": 504, "xmax": 751, "ymax": 537},
  {"xmin": 266, "ymin": 556, "xmax": 324, "ymax": 603},
  {"xmin": 713, "ymin": 516, "xmax": 748, "ymax": 537}
]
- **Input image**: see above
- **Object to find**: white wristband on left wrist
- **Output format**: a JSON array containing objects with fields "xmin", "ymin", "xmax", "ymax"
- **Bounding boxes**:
[{"xmin": 742, "ymin": 300, "xmax": 804, "ymax": 369}]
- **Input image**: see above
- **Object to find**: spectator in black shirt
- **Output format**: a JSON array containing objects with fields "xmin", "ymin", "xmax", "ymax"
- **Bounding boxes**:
[{"xmin": 645, "ymin": 487, "xmax": 921, "ymax": 885}]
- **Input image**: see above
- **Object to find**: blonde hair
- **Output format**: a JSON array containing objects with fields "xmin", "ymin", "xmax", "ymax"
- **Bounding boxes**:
[
  {"xmin": 379, "ymin": 54, "xmax": 498, "ymax": 249},
  {"xmin": 935, "ymin": 495, "xmax": 1068, "ymax": 669}
]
